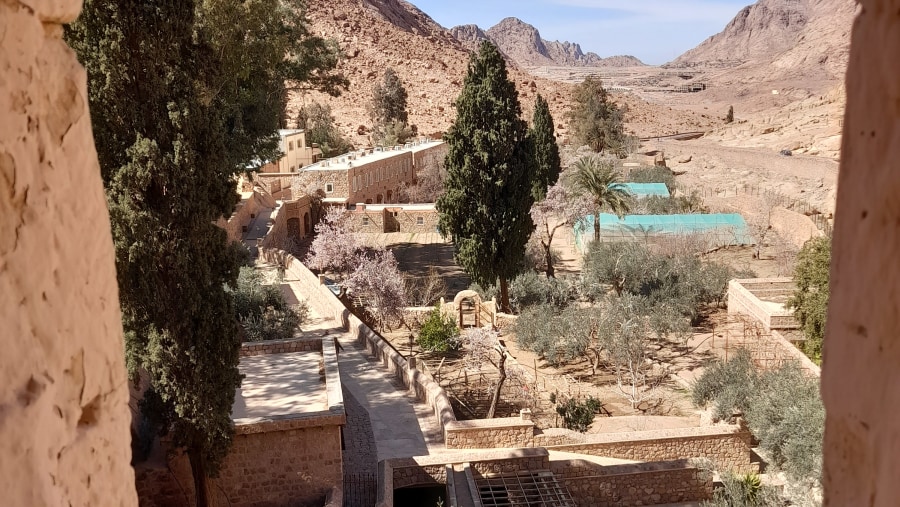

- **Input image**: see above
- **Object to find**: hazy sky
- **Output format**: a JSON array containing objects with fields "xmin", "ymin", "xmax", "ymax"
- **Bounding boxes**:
[{"xmin": 409, "ymin": 0, "xmax": 752, "ymax": 65}]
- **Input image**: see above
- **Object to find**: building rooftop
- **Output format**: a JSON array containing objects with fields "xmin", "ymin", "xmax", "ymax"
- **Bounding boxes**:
[
  {"xmin": 277, "ymin": 129, "xmax": 305, "ymax": 137},
  {"xmin": 231, "ymin": 350, "xmax": 327, "ymax": 421},
  {"xmin": 350, "ymin": 203, "xmax": 436, "ymax": 212},
  {"xmin": 301, "ymin": 139, "xmax": 444, "ymax": 172}
]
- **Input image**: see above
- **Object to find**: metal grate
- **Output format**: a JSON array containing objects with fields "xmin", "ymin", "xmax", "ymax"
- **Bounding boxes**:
[{"xmin": 476, "ymin": 470, "xmax": 575, "ymax": 507}]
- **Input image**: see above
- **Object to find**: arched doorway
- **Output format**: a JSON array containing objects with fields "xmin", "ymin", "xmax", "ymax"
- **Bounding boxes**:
[
  {"xmin": 376, "ymin": 194, "xmax": 384, "ymax": 204},
  {"xmin": 386, "ymin": 190, "xmax": 393, "ymax": 203}
]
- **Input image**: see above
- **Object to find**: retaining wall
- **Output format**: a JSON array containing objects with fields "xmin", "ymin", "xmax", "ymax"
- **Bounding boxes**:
[
  {"xmin": 135, "ymin": 335, "xmax": 345, "ymax": 507},
  {"xmin": 543, "ymin": 425, "xmax": 755, "ymax": 473},
  {"xmin": 551, "ymin": 458, "xmax": 713, "ymax": 507}
]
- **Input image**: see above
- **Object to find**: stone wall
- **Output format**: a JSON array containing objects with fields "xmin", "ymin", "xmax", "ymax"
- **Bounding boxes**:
[
  {"xmin": 543, "ymin": 426, "xmax": 755, "ymax": 473},
  {"xmin": 136, "ymin": 339, "xmax": 345, "ymax": 507},
  {"xmin": 822, "ymin": 2, "xmax": 900, "ymax": 505},
  {"xmin": 0, "ymin": 2, "xmax": 138, "ymax": 505},
  {"xmin": 445, "ymin": 417, "xmax": 535, "ymax": 450},
  {"xmin": 217, "ymin": 189, "xmax": 274, "ymax": 243},
  {"xmin": 728, "ymin": 278, "xmax": 798, "ymax": 330},
  {"xmin": 552, "ymin": 459, "xmax": 713, "ymax": 507},
  {"xmin": 239, "ymin": 337, "xmax": 323, "ymax": 357},
  {"xmin": 257, "ymin": 248, "xmax": 459, "ymax": 437}
]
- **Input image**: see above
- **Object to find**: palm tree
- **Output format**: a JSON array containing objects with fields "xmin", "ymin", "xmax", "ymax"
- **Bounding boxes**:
[{"xmin": 571, "ymin": 155, "xmax": 631, "ymax": 242}]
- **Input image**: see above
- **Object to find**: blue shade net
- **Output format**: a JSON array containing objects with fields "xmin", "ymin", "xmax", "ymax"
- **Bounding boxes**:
[
  {"xmin": 620, "ymin": 182, "xmax": 670, "ymax": 198},
  {"xmin": 575, "ymin": 213, "xmax": 754, "ymax": 252}
]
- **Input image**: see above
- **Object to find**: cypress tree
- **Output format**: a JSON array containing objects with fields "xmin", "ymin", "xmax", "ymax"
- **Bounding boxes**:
[
  {"xmin": 437, "ymin": 42, "xmax": 536, "ymax": 311},
  {"xmin": 528, "ymin": 94, "xmax": 561, "ymax": 201},
  {"xmin": 66, "ymin": 2, "xmax": 344, "ymax": 505}
]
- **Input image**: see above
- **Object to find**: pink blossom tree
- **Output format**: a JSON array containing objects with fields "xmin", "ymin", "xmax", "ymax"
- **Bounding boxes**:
[
  {"xmin": 343, "ymin": 249, "xmax": 408, "ymax": 330},
  {"xmin": 305, "ymin": 207, "xmax": 360, "ymax": 278},
  {"xmin": 529, "ymin": 182, "xmax": 593, "ymax": 277}
]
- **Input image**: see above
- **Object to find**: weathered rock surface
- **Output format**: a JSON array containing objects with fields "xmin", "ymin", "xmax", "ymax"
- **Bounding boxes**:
[
  {"xmin": 823, "ymin": 1, "xmax": 900, "ymax": 505},
  {"xmin": 0, "ymin": 1, "xmax": 136, "ymax": 505}
]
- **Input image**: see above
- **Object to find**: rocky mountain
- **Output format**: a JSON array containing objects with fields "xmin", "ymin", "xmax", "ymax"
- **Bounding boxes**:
[
  {"xmin": 294, "ymin": 0, "xmax": 574, "ymax": 146},
  {"xmin": 668, "ymin": 0, "xmax": 854, "ymax": 82},
  {"xmin": 452, "ymin": 17, "xmax": 645, "ymax": 68}
]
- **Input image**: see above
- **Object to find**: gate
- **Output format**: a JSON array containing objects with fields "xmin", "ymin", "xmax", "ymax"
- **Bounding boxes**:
[{"xmin": 343, "ymin": 472, "xmax": 376, "ymax": 507}]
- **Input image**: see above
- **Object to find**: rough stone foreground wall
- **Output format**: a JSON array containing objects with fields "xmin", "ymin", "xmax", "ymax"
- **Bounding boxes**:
[
  {"xmin": 552, "ymin": 459, "xmax": 713, "ymax": 507},
  {"xmin": 0, "ymin": 2, "xmax": 137, "ymax": 506},
  {"xmin": 823, "ymin": 2, "xmax": 900, "ymax": 505},
  {"xmin": 544, "ymin": 426, "xmax": 755, "ymax": 473}
]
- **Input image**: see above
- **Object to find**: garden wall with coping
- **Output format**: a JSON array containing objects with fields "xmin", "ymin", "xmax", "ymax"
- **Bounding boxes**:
[
  {"xmin": 551, "ymin": 458, "xmax": 713, "ymax": 507},
  {"xmin": 543, "ymin": 425, "xmax": 755, "ymax": 473}
]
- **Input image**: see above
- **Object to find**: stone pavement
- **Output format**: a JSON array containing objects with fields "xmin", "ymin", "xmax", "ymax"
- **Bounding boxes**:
[
  {"xmin": 271, "ymin": 269, "xmax": 445, "ymax": 471},
  {"xmin": 336, "ymin": 334, "xmax": 444, "ymax": 463}
]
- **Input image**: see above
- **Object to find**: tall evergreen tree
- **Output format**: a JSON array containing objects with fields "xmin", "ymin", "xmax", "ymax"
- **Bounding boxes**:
[
  {"xmin": 437, "ymin": 42, "xmax": 536, "ymax": 311},
  {"xmin": 568, "ymin": 76, "xmax": 628, "ymax": 155},
  {"xmin": 528, "ymin": 94, "xmax": 561, "ymax": 201},
  {"xmin": 371, "ymin": 68, "xmax": 412, "ymax": 145},
  {"xmin": 66, "ymin": 2, "xmax": 344, "ymax": 505}
]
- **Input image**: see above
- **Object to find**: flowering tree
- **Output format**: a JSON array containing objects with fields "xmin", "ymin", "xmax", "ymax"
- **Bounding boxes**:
[
  {"xmin": 306, "ymin": 207, "xmax": 360, "ymax": 277},
  {"xmin": 529, "ymin": 182, "xmax": 593, "ymax": 277},
  {"xmin": 343, "ymin": 249, "xmax": 408, "ymax": 330}
]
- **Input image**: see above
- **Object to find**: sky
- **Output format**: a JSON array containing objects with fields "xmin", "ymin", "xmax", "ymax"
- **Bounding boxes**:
[{"xmin": 408, "ymin": 0, "xmax": 753, "ymax": 65}]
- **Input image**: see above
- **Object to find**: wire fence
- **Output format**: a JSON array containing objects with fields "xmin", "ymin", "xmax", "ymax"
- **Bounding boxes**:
[{"xmin": 688, "ymin": 183, "xmax": 833, "ymax": 237}]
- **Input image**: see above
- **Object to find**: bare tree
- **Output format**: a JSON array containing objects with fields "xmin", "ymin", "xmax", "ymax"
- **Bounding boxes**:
[
  {"xmin": 748, "ymin": 192, "xmax": 781, "ymax": 259},
  {"xmin": 460, "ymin": 327, "xmax": 525, "ymax": 419},
  {"xmin": 599, "ymin": 295, "xmax": 662, "ymax": 409},
  {"xmin": 398, "ymin": 159, "xmax": 447, "ymax": 203},
  {"xmin": 529, "ymin": 182, "xmax": 593, "ymax": 277},
  {"xmin": 404, "ymin": 266, "xmax": 447, "ymax": 306}
]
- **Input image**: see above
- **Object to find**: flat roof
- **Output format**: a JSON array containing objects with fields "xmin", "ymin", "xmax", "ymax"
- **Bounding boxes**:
[
  {"xmin": 352, "ymin": 203, "xmax": 436, "ymax": 212},
  {"xmin": 278, "ymin": 129, "xmax": 305, "ymax": 137},
  {"xmin": 301, "ymin": 140, "xmax": 445, "ymax": 172},
  {"xmin": 231, "ymin": 350, "xmax": 327, "ymax": 420}
]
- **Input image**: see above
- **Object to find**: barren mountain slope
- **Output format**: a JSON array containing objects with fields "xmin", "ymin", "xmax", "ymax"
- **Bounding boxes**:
[
  {"xmin": 670, "ymin": 0, "xmax": 811, "ymax": 68},
  {"xmin": 293, "ymin": 0, "xmax": 682, "ymax": 148},
  {"xmin": 292, "ymin": 0, "xmax": 575, "ymax": 146}
]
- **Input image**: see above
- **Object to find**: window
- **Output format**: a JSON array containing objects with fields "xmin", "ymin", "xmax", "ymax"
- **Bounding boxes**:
[
  {"xmin": 326, "ymin": 183, "xmax": 334, "ymax": 194},
  {"xmin": 362, "ymin": 216, "xmax": 370, "ymax": 226},
  {"xmin": 416, "ymin": 216, "xmax": 424, "ymax": 226},
  {"xmin": 288, "ymin": 141, "xmax": 294, "ymax": 151}
]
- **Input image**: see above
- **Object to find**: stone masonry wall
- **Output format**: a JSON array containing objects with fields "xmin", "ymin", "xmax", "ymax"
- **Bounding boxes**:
[
  {"xmin": 544, "ymin": 426, "xmax": 754, "ymax": 473},
  {"xmin": 239, "ymin": 337, "xmax": 323, "ymax": 357},
  {"xmin": 445, "ymin": 417, "xmax": 535, "ymax": 450},
  {"xmin": 0, "ymin": 2, "xmax": 138, "ymax": 505},
  {"xmin": 552, "ymin": 459, "xmax": 713, "ymax": 507}
]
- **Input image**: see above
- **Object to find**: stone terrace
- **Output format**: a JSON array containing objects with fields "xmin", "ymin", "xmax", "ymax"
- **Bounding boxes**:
[{"xmin": 232, "ymin": 351, "xmax": 328, "ymax": 420}]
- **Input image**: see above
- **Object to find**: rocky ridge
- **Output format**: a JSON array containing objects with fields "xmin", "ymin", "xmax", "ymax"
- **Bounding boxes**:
[
  {"xmin": 453, "ymin": 17, "xmax": 645, "ymax": 68},
  {"xmin": 293, "ymin": 0, "xmax": 724, "ymax": 146}
]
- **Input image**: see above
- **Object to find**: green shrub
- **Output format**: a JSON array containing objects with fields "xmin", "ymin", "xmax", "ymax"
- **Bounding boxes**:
[
  {"xmin": 786, "ymin": 236, "xmax": 831, "ymax": 363},
  {"xmin": 229, "ymin": 267, "xmax": 308, "ymax": 342},
  {"xmin": 703, "ymin": 472, "xmax": 783, "ymax": 507},
  {"xmin": 692, "ymin": 349, "xmax": 757, "ymax": 421},
  {"xmin": 554, "ymin": 395, "xmax": 603, "ymax": 432},
  {"xmin": 516, "ymin": 304, "xmax": 598, "ymax": 366},
  {"xmin": 508, "ymin": 271, "xmax": 577, "ymax": 313},
  {"xmin": 417, "ymin": 306, "xmax": 460, "ymax": 353},
  {"xmin": 693, "ymin": 353, "xmax": 824, "ymax": 485}
]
